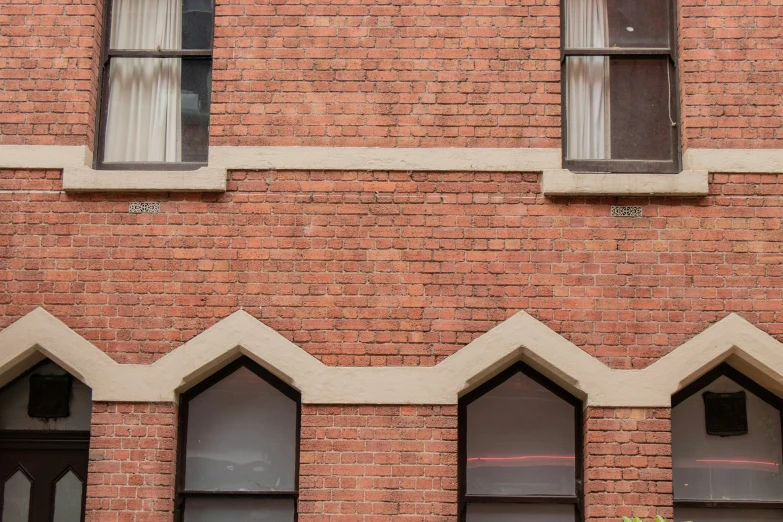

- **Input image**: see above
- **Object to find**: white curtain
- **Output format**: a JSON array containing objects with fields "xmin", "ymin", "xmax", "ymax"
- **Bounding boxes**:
[
  {"xmin": 566, "ymin": 0, "xmax": 610, "ymax": 160},
  {"xmin": 104, "ymin": 0, "xmax": 181, "ymax": 162}
]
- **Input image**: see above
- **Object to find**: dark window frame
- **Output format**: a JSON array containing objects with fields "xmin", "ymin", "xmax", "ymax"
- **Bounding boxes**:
[
  {"xmin": 458, "ymin": 361, "xmax": 584, "ymax": 522},
  {"xmin": 560, "ymin": 0, "xmax": 682, "ymax": 174},
  {"xmin": 672, "ymin": 362, "xmax": 783, "ymax": 514},
  {"xmin": 174, "ymin": 356, "xmax": 302, "ymax": 522},
  {"xmin": 94, "ymin": 0, "xmax": 215, "ymax": 171}
]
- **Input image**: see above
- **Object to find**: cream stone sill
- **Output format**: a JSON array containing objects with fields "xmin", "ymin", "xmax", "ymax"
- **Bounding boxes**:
[
  {"xmin": 62, "ymin": 166, "xmax": 227, "ymax": 192},
  {"xmin": 541, "ymin": 169, "xmax": 709, "ymax": 196}
]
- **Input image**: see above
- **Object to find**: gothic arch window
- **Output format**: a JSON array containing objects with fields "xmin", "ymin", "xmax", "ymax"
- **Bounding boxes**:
[
  {"xmin": 175, "ymin": 357, "xmax": 301, "ymax": 522},
  {"xmin": 672, "ymin": 363, "xmax": 783, "ymax": 522},
  {"xmin": 458, "ymin": 362, "xmax": 583, "ymax": 522}
]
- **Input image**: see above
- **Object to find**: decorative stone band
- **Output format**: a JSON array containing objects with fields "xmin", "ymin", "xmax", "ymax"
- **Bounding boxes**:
[
  {"xmin": 1, "ymin": 145, "xmax": 781, "ymax": 194},
  {"xmin": 1, "ymin": 308, "xmax": 782, "ymax": 407}
]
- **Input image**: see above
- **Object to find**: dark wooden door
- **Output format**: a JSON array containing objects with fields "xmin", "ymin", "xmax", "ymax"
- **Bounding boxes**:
[{"xmin": 0, "ymin": 432, "xmax": 89, "ymax": 522}]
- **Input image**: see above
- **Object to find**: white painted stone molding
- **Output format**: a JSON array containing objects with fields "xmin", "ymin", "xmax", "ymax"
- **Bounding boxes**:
[
  {"xmin": 541, "ymin": 169, "xmax": 709, "ymax": 196},
  {"xmin": 1, "ymin": 308, "xmax": 782, "ymax": 406},
  {"xmin": 684, "ymin": 148, "xmax": 783, "ymax": 173}
]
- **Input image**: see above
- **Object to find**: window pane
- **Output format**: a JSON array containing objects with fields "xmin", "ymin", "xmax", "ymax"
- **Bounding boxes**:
[
  {"xmin": 53, "ymin": 470, "xmax": 84, "ymax": 522},
  {"xmin": 466, "ymin": 503, "xmax": 575, "ymax": 522},
  {"xmin": 110, "ymin": 0, "xmax": 182, "ymax": 50},
  {"xmin": 104, "ymin": 58, "xmax": 183, "ymax": 163},
  {"xmin": 675, "ymin": 508, "xmax": 783, "ymax": 522},
  {"xmin": 606, "ymin": 0, "xmax": 670, "ymax": 48},
  {"xmin": 183, "ymin": 498, "xmax": 295, "ymax": 522},
  {"xmin": 673, "ymin": 376, "xmax": 783, "ymax": 502},
  {"xmin": 185, "ymin": 366, "xmax": 298, "ymax": 492},
  {"xmin": 181, "ymin": 58, "xmax": 211, "ymax": 163},
  {"xmin": 565, "ymin": 0, "xmax": 669, "ymax": 49},
  {"xmin": 182, "ymin": 0, "xmax": 214, "ymax": 49},
  {"xmin": 466, "ymin": 372, "xmax": 576, "ymax": 496},
  {"xmin": 1, "ymin": 470, "xmax": 31, "ymax": 522},
  {"xmin": 608, "ymin": 57, "xmax": 675, "ymax": 161}
]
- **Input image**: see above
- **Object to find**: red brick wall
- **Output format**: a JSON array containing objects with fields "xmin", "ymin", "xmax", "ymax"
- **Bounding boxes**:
[
  {"xmin": 3, "ymin": 169, "xmax": 783, "ymax": 368},
  {"xmin": 584, "ymin": 408, "xmax": 672, "ymax": 522},
  {"xmin": 680, "ymin": 0, "xmax": 783, "ymax": 149},
  {"xmin": 86, "ymin": 402, "xmax": 177, "ymax": 521},
  {"xmin": 300, "ymin": 405, "xmax": 457, "ymax": 522},
  {"xmin": 3, "ymin": 0, "xmax": 782, "ymax": 150},
  {"xmin": 211, "ymin": 0, "xmax": 561, "ymax": 148},
  {"xmin": 0, "ymin": 0, "xmax": 103, "ymax": 147}
]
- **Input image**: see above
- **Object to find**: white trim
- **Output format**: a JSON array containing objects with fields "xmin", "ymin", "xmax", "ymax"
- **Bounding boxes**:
[
  {"xmin": 541, "ymin": 169, "xmax": 709, "ymax": 196},
  {"xmin": 0, "ymin": 145, "xmax": 92, "ymax": 169},
  {"xmin": 684, "ymin": 148, "xmax": 783, "ymax": 173},
  {"xmin": 2, "ymin": 308, "xmax": 783, "ymax": 406},
  {"xmin": 209, "ymin": 146, "xmax": 562, "ymax": 171},
  {"xmin": 62, "ymin": 166, "xmax": 227, "ymax": 192}
]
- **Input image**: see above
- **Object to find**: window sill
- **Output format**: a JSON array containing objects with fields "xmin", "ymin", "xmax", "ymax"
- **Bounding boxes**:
[
  {"xmin": 541, "ymin": 169, "xmax": 709, "ymax": 196},
  {"xmin": 62, "ymin": 166, "xmax": 227, "ymax": 192}
]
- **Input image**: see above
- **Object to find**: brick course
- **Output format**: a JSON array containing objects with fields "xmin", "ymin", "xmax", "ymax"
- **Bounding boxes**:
[
  {"xmin": 300, "ymin": 405, "xmax": 458, "ymax": 522},
  {"xmin": 3, "ymin": 169, "xmax": 783, "ymax": 368},
  {"xmin": 680, "ymin": 0, "xmax": 783, "ymax": 149},
  {"xmin": 0, "ymin": 0, "xmax": 102, "ymax": 146},
  {"xmin": 583, "ymin": 408, "xmax": 672, "ymax": 522},
  {"xmin": 86, "ymin": 402, "xmax": 177, "ymax": 521}
]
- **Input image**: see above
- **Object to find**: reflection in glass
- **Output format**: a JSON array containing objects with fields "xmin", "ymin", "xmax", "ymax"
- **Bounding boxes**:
[
  {"xmin": 675, "ymin": 507, "xmax": 783, "ymax": 522},
  {"xmin": 466, "ymin": 503, "xmax": 575, "ymax": 522},
  {"xmin": 53, "ymin": 470, "xmax": 84, "ymax": 522},
  {"xmin": 1, "ymin": 470, "xmax": 31, "ymax": 522},
  {"xmin": 185, "ymin": 367, "xmax": 298, "ymax": 492},
  {"xmin": 673, "ymin": 376, "xmax": 783, "ymax": 502},
  {"xmin": 183, "ymin": 498, "xmax": 295, "ymax": 522},
  {"xmin": 466, "ymin": 372, "xmax": 576, "ymax": 496},
  {"xmin": 565, "ymin": 0, "xmax": 669, "ymax": 49}
]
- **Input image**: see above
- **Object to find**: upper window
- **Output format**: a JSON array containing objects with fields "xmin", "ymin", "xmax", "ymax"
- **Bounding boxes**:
[
  {"xmin": 96, "ymin": 0, "xmax": 213, "ymax": 170},
  {"xmin": 176, "ymin": 358, "xmax": 300, "ymax": 522},
  {"xmin": 672, "ymin": 364, "xmax": 783, "ymax": 522},
  {"xmin": 562, "ymin": 0, "xmax": 680, "ymax": 173},
  {"xmin": 459, "ymin": 363, "xmax": 583, "ymax": 522}
]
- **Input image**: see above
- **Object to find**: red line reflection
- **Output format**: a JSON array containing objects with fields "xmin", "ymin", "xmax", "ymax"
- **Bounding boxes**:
[
  {"xmin": 696, "ymin": 459, "xmax": 779, "ymax": 467},
  {"xmin": 468, "ymin": 455, "xmax": 575, "ymax": 462}
]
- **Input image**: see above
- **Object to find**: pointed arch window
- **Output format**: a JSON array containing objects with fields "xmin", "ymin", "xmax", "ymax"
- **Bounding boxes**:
[
  {"xmin": 176, "ymin": 358, "xmax": 301, "ymax": 521},
  {"xmin": 672, "ymin": 363, "xmax": 783, "ymax": 522},
  {"xmin": 458, "ymin": 362, "xmax": 583, "ymax": 522}
]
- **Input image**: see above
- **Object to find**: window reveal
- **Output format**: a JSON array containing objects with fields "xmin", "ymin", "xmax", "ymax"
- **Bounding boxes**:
[
  {"xmin": 562, "ymin": 0, "xmax": 680, "ymax": 173},
  {"xmin": 671, "ymin": 364, "xmax": 783, "ymax": 522},
  {"xmin": 458, "ymin": 363, "xmax": 583, "ymax": 522},
  {"xmin": 97, "ymin": 0, "xmax": 213, "ymax": 169},
  {"xmin": 176, "ymin": 358, "xmax": 301, "ymax": 522}
]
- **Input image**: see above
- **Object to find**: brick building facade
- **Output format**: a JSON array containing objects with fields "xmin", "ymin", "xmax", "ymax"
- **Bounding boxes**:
[{"xmin": 1, "ymin": 0, "xmax": 783, "ymax": 521}]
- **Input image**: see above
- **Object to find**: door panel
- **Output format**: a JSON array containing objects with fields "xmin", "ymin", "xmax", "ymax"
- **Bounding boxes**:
[{"xmin": 0, "ymin": 433, "xmax": 89, "ymax": 522}]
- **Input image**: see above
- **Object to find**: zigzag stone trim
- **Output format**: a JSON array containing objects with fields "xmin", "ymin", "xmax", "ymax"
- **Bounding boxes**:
[{"xmin": 1, "ymin": 308, "xmax": 781, "ymax": 406}]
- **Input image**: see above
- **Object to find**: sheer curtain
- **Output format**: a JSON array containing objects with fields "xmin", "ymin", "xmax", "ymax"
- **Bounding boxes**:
[
  {"xmin": 566, "ymin": 0, "xmax": 609, "ymax": 160},
  {"xmin": 104, "ymin": 0, "xmax": 181, "ymax": 162}
]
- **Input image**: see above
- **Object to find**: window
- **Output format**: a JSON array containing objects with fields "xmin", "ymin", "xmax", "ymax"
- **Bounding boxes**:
[
  {"xmin": 96, "ymin": 0, "xmax": 213, "ymax": 170},
  {"xmin": 672, "ymin": 364, "xmax": 783, "ymax": 522},
  {"xmin": 176, "ymin": 358, "xmax": 300, "ymax": 522},
  {"xmin": 562, "ymin": 0, "xmax": 680, "ymax": 173},
  {"xmin": 458, "ymin": 363, "xmax": 583, "ymax": 522}
]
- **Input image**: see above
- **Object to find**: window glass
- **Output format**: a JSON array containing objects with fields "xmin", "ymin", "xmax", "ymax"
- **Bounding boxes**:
[
  {"xmin": 466, "ymin": 503, "xmax": 575, "ymax": 522},
  {"xmin": 1, "ymin": 470, "xmax": 31, "ymax": 522},
  {"xmin": 566, "ymin": 56, "xmax": 675, "ymax": 162},
  {"xmin": 0, "ymin": 362, "xmax": 91, "ymax": 431},
  {"xmin": 675, "ymin": 508, "xmax": 783, "ymax": 522},
  {"xmin": 110, "ymin": 0, "xmax": 182, "ymax": 50},
  {"xmin": 566, "ymin": 0, "xmax": 670, "ymax": 49},
  {"xmin": 466, "ymin": 372, "xmax": 576, "ymax": 496},
  {"xmin": 182, "ymin": 0, "xmax": 213, "ymax": 49},
  {"xmin": 183, "ymin": 498, "xmax": 296, "ymax": 522},
  {"xmin": 184, "ymin": 366, "xmax": 298, "ymax": 492},
  {"xmin": 53, "ymin": 470, "xmax": 84, "ymax": 522},
  {"xmin": 672, "ymin": 376, "xmax": 783, "ymax": 502}
]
